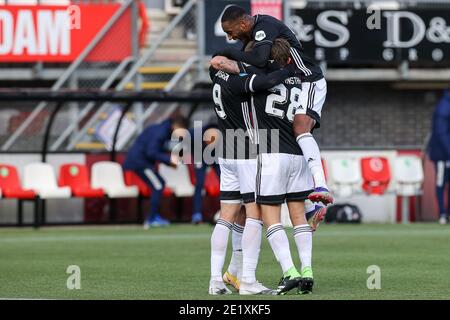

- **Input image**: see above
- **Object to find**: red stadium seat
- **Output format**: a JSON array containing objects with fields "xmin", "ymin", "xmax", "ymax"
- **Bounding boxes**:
[
  {"xmin": 204, "ymin": 168, "xmax": 220, "ymax": 197},
  {"xmin": 0, "ymin": 163, "xmax": 38, "ymax": 226},
  {"xmin": 361, "ymin": 157, "xmax": 391, "ymax": 195},
  {"xmin": 124, "ymin": 170, "xmax": 173, "ymax": 197},
  {"xmin": 187, "ymin": 163, "xmax": 197, "ymax": 185},
  {"xmin": 0, "ymin": 164, "xmax": 35, "ymax": 199},
  {"xmin": 59, "ymin": 164, "xmax": 104, "ymax": 198}
]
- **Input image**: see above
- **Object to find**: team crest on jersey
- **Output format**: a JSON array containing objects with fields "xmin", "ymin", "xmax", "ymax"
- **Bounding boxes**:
[{"xmin": 255, "ymin": 30, "xmax": 266, "ymax": 41}]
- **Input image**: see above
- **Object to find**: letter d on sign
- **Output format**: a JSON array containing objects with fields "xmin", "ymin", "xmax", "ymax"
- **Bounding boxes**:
[
  {"xmin": 366, "ymin": 265, "xmax": 381, "ymax": 290},
  {"xmin": 66, "ymin": 265, "xmax": 81, "ymax": 290}
]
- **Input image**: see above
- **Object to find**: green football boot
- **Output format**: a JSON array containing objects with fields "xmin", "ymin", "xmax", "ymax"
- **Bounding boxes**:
[{"xmin": 298, "ymin": 266, "xmax": 314, "ymax": 294}]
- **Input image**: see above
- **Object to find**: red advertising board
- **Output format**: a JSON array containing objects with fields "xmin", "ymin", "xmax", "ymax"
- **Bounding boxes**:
[
  {"xmin": 0, "ymin": 4, "xmax": 131, "ymax": 62},
  {"xmin": 251, "ymin": 0, "xmax": 283, "ymax": 20}
]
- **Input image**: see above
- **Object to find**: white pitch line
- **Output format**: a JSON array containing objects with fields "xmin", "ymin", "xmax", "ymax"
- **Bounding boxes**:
[
  {"xmin": 0, "ymin": 228, "xmax": 449, "ymax": 244},
  {"xmin": 0, "ymin": 233, "xmax": 210, "ymax": 243},
  {"xmin": 0, "ymin": 298, "xmax": 57, "ymax": 300}
]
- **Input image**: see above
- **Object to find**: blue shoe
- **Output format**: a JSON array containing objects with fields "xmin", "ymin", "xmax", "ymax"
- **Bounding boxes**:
[
  {"xmin": 192, "ymin": 212, "xmax": 203, "ymax": 224},
  {"xmin": 148, "ymin": 215, "xmax": 170, "ymax": 227},
  {"xmin": 308, "ymin": 187, "xmax": 333, "ymax": 205}
]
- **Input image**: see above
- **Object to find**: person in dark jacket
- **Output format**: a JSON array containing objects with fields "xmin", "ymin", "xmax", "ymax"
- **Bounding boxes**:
[
  {"xmin": 189, "ymin": 124, "xmax": 221, "ymax": 224},
  {"xmin": 124, "ymin": 115, "xmax": 189, "ymax": 228},
  {"xmin": 427, "ymin": 89, "xmax": 450, "ymax": 224}
]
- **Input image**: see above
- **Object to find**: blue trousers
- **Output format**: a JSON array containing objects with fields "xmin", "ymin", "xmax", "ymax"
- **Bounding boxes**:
[
  {"xmin": 434, "ymin": 161, "xmax": 450, "ymax": 217},
  {"xmin": 193, "ymin": 163, "xmax": 220, "ymax": 214},
  {"xmin": 133, "ymin": 166, "xmax": 166, "ymax": 221}
]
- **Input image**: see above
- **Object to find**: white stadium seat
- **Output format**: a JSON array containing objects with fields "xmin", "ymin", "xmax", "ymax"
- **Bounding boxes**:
[
  {"xmin": 23, "ymin": 163, "xmax": 71, "ymax": 199},
  {"xmin": 91, "ymin": 161, "xmax": 138, "ymax": 198},
  {"xmin": 329, "ymin": 157, "xmax": 362, "ymax": 197},
  {"xmin": 394, "ymin": 156, "xmax": 424, "ymax": 197},
  {"xmin": 159, "ymin": 163, "xmax": 195, "ymax": 197}
]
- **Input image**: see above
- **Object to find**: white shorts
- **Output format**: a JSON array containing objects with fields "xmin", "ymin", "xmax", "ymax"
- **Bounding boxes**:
[
  {"xmin": 294, "ymin": 78, "xmax": 327, "ymax": 129},
  {"xmin": 219, "ymin": 158, "xmax": 257, "ymax": 203},
  {"xmin": 256, "ymin": 153, "xmax": 314, "ymax": 205}
]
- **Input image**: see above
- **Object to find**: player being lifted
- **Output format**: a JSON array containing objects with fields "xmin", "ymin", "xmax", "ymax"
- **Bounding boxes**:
[
  {"xmin": 208, "ymin": 51, "xmax": 299, "ymax": 295},
  {"xmin": 218, "ymin": 5, "xmax": 333, "ymax": 208}
]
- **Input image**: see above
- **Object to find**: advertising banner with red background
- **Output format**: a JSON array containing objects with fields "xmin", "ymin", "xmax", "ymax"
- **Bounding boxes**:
[{"xmin": 0, "ymin": 4, "xmax": 131, "ymax": 62}]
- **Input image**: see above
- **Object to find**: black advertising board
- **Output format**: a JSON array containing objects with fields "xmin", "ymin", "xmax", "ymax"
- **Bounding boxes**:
[
  {"xmin": 204, "ymin": 1, "xmax": 450, "ymax": 66},
  {"xmin": 288, "ymin": 8, "xmax": 450, "ymax": 66}
]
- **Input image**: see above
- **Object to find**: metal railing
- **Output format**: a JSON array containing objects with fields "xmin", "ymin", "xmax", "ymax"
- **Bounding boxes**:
[
  {"xmin": 1, "ymin": 0, "xmax": 136, "ymax": 151},
  {"xmin": 50, "ymin": 57, "xmax": 135, "ymax": 151},
  {"xmin": 66, "ymin": 0, "xmax": 200, "ymax": 150},
  {"xmin": 0, "ymin": 89, "xmax": 211, "ymax": 159}
]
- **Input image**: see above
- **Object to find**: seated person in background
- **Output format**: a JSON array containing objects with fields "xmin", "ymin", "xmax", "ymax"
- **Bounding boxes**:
[
  {"xmin": 427, "ymin": 89, "xmax": 450, "ymax": 225},
  {"xmin": 189, "ymin": 124, "xmax": 221, "ymax": 224},
  {"xmin": 123, "ymin": 115, "xmax": 189, "ymax": 228}
]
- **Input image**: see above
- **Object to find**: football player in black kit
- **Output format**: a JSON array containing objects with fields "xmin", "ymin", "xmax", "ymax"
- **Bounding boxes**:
[
  {"xmin": 208, "ymin": 52, "xmax": 299, "ymax": 295},
  {"xmin": 213, "ymin": 38, "xmax": 318, "ymax": 294},
  {"xmin": 218, "ymin": 5, "xmax": 333, "ymax": 210}
]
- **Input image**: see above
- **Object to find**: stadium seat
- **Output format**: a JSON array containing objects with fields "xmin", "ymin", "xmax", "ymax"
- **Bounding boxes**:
[
  {"xmin": 159, "ymin": 163, "xmax": 195, "ymax": 197},
  {"xmin": 204, "ymin": 168, "xmax": 220, "ymax": 197},
  {"xmin": 59, "ymin": 164, "xmax": 104, "ymax": 198},
  {"xmin": 91, "ymin": 162, "xmax": 139, "ymax": 198},
  {"xmin": 329, "ymin": 158, "xmax": 361, "ymax": 197},
  {"xmin": 0, "ymin": 164, "xmax": 38, "ymax": 226},
  {"xmin": 0, "ymin": 164, "xmax": 36, "ymax": 199},
  {"xmin": 394, "ymin": 156, "xmax": 424, "ymax": 197},
  {"xmin": 124, "ymin": 170, "xmax": 174, "ymax": 223},
  {"xmin": 23, "ymin": 163, "xmax": 71, "ymax": 199},
  {"xmin": 361, "ymin": 157, "xmax": 391, "ymax": 195},
  {"xmin": 124, "ymin": 170, "xmax": 173, "ymax": 197},
  {"xmin": 185, "ymin": 164, "xmax": 219, "ymax": 196}
]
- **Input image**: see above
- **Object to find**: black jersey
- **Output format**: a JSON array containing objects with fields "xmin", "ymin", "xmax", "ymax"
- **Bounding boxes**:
[
  {"xmin": 209, "ymin": 67, "xmax": 257, "ymax": 160},
  {"xmin": 252, "ymin": 75, "xmax": 304, "ymax": 156},
  {"xmin": 251, "ymin": 14, "xmax": 323, "ymax": 83}
]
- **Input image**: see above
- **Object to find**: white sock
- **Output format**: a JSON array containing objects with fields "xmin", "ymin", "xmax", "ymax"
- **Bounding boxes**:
[
  {"xmin": 241, "ymin": 218, "xmax": 263, "ymax": 283},
  {"xmin": 210, "ymin": 219, "xmax": 232, "ymax": 281},
  {"xmin": 293, "ymin": 224, "xmax": 313, "ymax": 270},
  {"xmin": 227, "ymin": 223, "xmax": 244, "ymax": 279},
  {"xmin": 297, "ymin": 133, "xmax": 327, "ymax": 189},
  {"xmin": 266, "ymin": 223, "xmax": 295, "ymax": 274}
]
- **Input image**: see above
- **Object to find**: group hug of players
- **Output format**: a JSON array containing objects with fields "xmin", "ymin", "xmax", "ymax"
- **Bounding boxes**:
[{"xmin": 208, "ymin": 6, "xmax": 334, "ymax": 295}]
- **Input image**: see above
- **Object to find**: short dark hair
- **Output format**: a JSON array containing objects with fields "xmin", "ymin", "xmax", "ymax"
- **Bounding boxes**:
[
  {"xmin": 171, "ymin": 115, "xmax": 189, "ymax": 129},
  {"xmin": 221, "ymin": 5, "xmax": 247, "ymax": 23}
]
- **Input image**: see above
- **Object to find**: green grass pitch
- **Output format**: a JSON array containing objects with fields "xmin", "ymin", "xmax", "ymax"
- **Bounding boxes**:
[{"xmin": 0, "ymin": 223, "xmax": 449, "ymax": 300}]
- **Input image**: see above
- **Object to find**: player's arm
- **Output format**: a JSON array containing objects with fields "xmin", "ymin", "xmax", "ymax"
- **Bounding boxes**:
[
  {"xmin": 229, "ymin": 65, "xmax": 295, "ymax": 95},
  {"xmin": 146, "ymin": 136, "xmax": 171, "ymax": 165},
  {"xmin": 210, "ymin": 56, "xmax": 240, "ymax": 74},
  {"xmin": 217, "ymin": 43, "xmax": 271, "ymax": 68}
]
